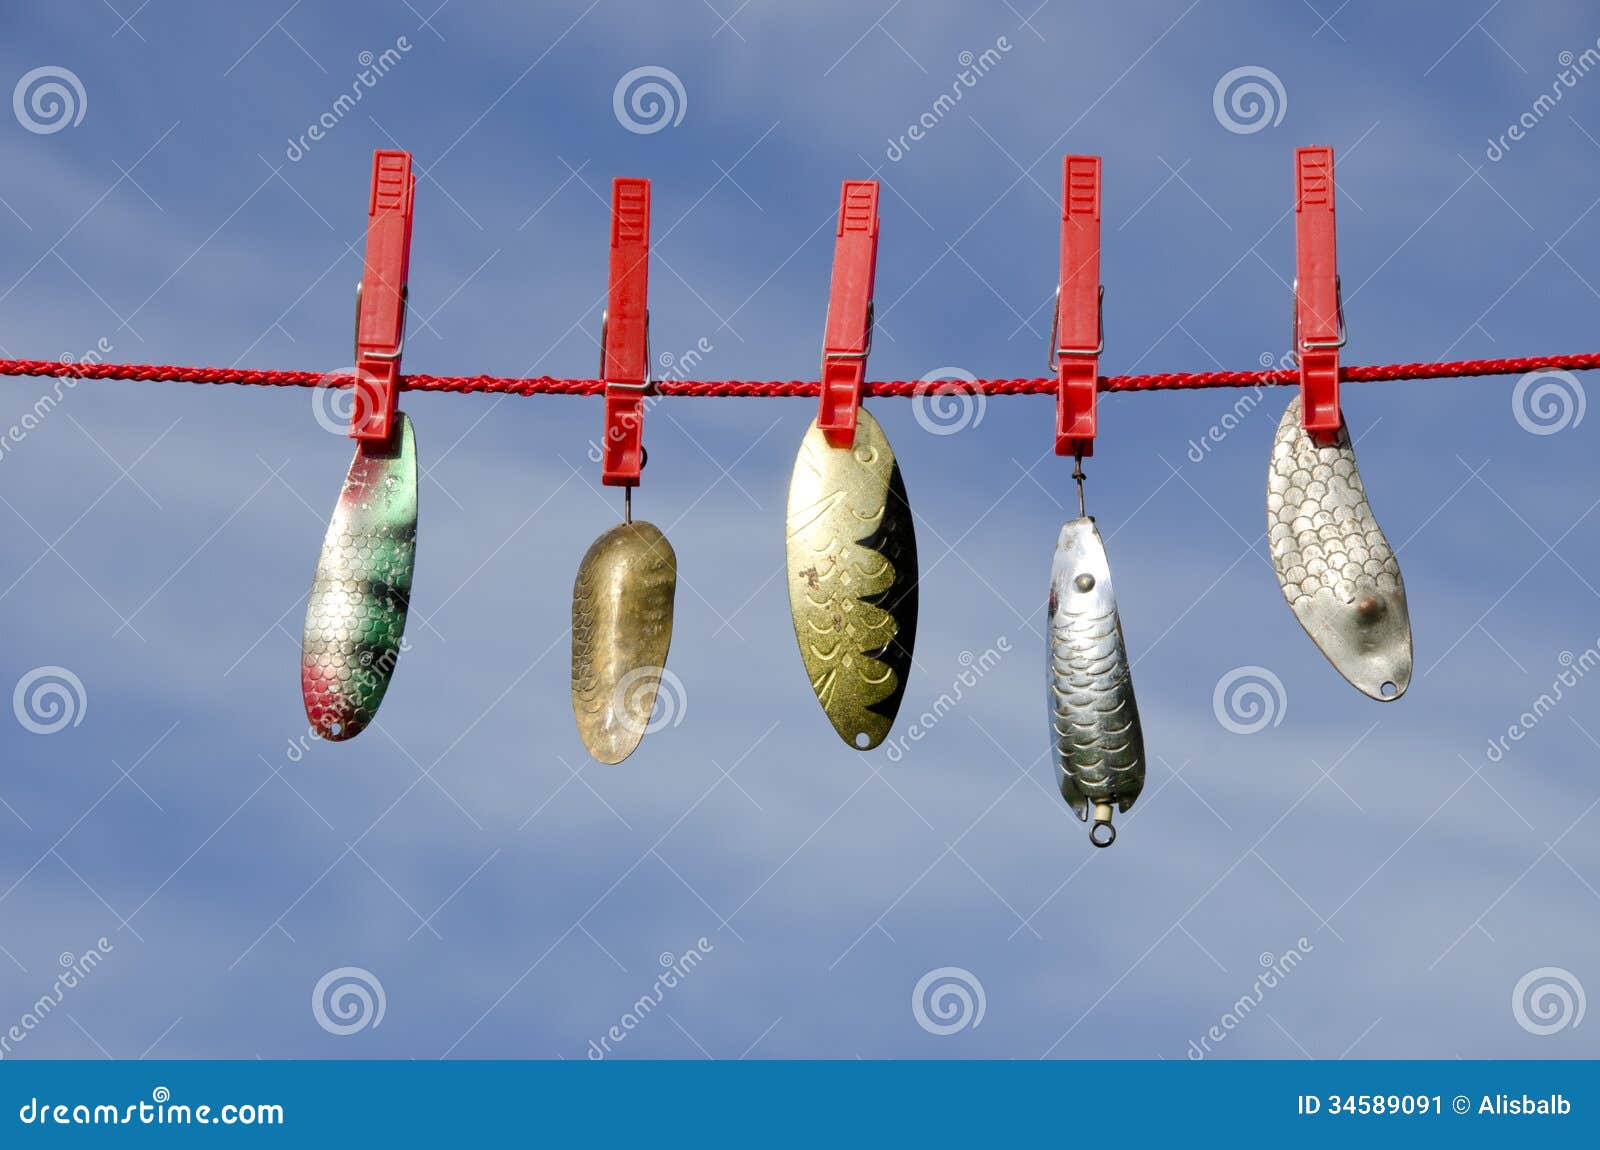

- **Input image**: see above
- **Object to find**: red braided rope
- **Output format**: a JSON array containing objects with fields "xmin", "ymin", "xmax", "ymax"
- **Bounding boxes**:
[{"xmin": 3, "ymin": 353, "xmax": 1597, "ymax": 397}]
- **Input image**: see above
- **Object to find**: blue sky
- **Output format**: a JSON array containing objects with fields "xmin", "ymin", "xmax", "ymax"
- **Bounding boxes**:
[{"xmin": 0, "ymin": 0, "xmax": 1596, "ymax": 1059}]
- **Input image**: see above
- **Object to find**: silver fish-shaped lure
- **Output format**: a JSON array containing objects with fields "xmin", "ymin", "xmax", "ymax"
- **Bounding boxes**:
[
  {"xmin": 1048, "ymin": 516, "xmax": 1145, "ymax": 847},
  {"xmin": 1267, "ymin": 396, "xmax": 1411, "ymax": 700},
  {"xmin": 301, "ymin": 413, "xmax": 418, "ymax": 741}
]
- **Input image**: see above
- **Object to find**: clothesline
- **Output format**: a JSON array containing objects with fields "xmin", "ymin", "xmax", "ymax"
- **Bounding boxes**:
[{"xmin": 3, "ymin": 352, "xmax": 1596, "ymax": 398}]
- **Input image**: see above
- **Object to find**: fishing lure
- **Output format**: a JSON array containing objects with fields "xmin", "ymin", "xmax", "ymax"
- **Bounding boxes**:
[
  {"xmin": 1047, "ymin": 460, "xmax": 1145, "ymax": 847},
  {"xmin": 569, "ymin": 175, "xmax": 679, "ymax": 765},
  {"xmin": 571, "ymin": 516, "xmax": 678, "ymax": 765},
  {"xmin": 1267, "ymin": 396, "xmax": 1411, "ymax": 700},
  {"xmin": 786, "ymin": 407, "xmax": 918, "ymax": 750},
  {"xmin": 301, "ymin": 413, "xmax": 418, "ymax": 740}
]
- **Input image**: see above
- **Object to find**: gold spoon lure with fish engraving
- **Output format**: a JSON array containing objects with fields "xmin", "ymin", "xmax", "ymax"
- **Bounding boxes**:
[{"xmin": 785, "ymin": 181, "xmax": 919, "ymax": 751}]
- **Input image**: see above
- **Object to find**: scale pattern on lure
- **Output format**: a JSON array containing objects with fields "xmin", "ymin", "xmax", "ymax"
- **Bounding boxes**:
[
  {"xmin": 1048, "ymin": 516, "xmax": 1144, "ymax": 846},
  {"xmin": 571, "ymin": 520, "xmax": 678, "ymax": 765},
  {"xmin": 786, "ymin": 408, "xmax": 918, "ymax": 751},
  {"xmin": 302, "ymin": 413, "xmax": 417, "ymax": 741},
  {"xmin": 1267, "ymin": 396, "xmax": 1411, "ymax": 700}
]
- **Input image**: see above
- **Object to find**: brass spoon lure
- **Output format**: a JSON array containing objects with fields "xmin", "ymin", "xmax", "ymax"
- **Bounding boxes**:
[
  {"xmin": 571, "ymin": 178, "xmax": 678, "ymax": 765},
  {"xmin": 571, "ymin": 486, "xmax": 677, "ymax": 765},
  {"xmin": 785, "ymin": 181, "xmax": 918, "ymax": 751}
]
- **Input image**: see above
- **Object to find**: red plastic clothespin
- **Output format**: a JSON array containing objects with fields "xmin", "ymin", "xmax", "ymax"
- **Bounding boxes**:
[
  {"xmin": 1053, "ymin": 155, "xmax": 1102, "ymax": 458},
  {"xmin": 1294, "ymin": 145, "xmax": 1344, "ymax": 438},
  {"xmin": 817, "ymin": 180, "xmax": 879, "ymax": 449},
  {"xmin": 601, "ymin": 177, "xmax": 651, "ymax": 487},
  {"xmin": 351, "ymin": 150, "xmax": 415, "ymax": 442}
]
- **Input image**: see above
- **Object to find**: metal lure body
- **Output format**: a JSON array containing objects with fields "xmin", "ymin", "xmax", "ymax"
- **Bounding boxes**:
[
  {"xmin": 1267, "ymin": 397, "xmax": 1411, "ymax": 700},
  {"xmin": 786, "ymin": 407, "xmax": 918, "ymax": 751},
  {"xmin": 571, "ymin": 520, "xmax": 678, "ymax": 765},
  {"xmin": 1048, "ymin": 516, "xmax": 1144, "ymax": 846},
  {"xmin": 302, "ymin": 412, "xmax": 418, "ymax": 741}
]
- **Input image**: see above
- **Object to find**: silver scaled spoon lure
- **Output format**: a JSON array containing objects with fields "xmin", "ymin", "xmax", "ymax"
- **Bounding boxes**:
[
  {"xmin": 1047, "ymin": 457, "xmax": 1146, "ymax": 848},
  {"xmin": 1266, "ymin": 396, "xmax": 1411, "ymax": 700}
]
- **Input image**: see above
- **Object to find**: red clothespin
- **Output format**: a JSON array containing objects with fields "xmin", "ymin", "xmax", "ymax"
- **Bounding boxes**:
[
  {"xmin": 817, "ymin": 180, "xmax": 879, "ymax": 449},
  {"xmin": 1293, "ymin": 145, "xmax": 1344, "ymax": 437},
  {"xmin": 601, "ymin": 177, "xmax": 651, "ymax": 487},
  {"xmin": 351, "ymin": 150, "xmax": 415, "ymax": 442},
  {"xmin": 1052, "ymin": 155, "xmax": 1102, "ymax": 458}
]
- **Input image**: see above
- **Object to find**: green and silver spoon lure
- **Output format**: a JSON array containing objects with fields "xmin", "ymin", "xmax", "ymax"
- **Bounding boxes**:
[{"xmin": 301, "ymin": 413, "xmax": 418, "ymax": 740}]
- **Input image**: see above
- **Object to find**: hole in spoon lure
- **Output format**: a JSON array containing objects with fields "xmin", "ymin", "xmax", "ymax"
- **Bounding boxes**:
[
  {"xmin": 301, "ymin": 412, "xmax": 418, "ymax": 741},
  {"xmin": 1048, "ymin": 458, "xmax": 1145, "ymax": 847},
  {"xmin": 1267, "ymin": 396, "xmax": 1412, "ymax": 701}
]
